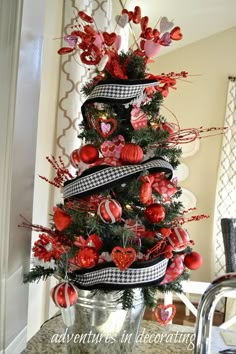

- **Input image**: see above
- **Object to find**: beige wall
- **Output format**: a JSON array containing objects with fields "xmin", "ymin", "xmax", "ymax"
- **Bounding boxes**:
[{"xmin": 150, "ymin": 27, "xmax": 236, "ymax": 282}]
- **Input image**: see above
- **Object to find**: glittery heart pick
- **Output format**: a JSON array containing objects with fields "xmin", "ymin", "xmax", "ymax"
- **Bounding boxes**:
[
  {"xmin": 103, "ymin": 32, "xmax": 117, "ymax": 46},
  {"xmin": 64, "ymin": 35, "xmax": 78, "ymax": 47},
  {"xmin": 111, "ymin": 246, "xmax": 136, "ymax": 270},
  {"xmin": 160, "ymin": 17, "xmax": 174, "ymax": 33},
  {"xmin": 95, "ymin": 117, "xmax": 117, "ymax": 138},
  {"xmin": 170, "ymin": 26, "xmax": 183, "ymax": 40},
  {"xmin": 154, "ymin": 304, "xmax": 176, "ymax": 326},
  {"xmin": 115, "ymin": 13, "xmax": 129, "ymax": 28},
  {"xmin": 159, "ymin": 32, "xmax": 172, "ymax": 46}
]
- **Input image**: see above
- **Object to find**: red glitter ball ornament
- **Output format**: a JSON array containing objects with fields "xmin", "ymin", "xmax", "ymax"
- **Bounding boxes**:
[
  {"xmin": 145, "ymin": 203, "xmax": 166, "ymax": 223},
  {"xmin": 97, "ymin": 198, "xmax": 122, "ymax": 224},
  {"xmin": 184, "ymin": 252, "xmax": 203, "ymax": 270},
  {"xmin": 77, "ymin": 247, "xmax": 99, "ymax": 268},
  {"xmin": 51, "ymin": 282, "xmax": 78, "ymax": 308},
  {"xmin": 120, "ymin": 143, "xmax": 143, "ymax": 164},
  {"xmin": 79, "ymin": 144, "xmax": 99, "ymax": 164}
]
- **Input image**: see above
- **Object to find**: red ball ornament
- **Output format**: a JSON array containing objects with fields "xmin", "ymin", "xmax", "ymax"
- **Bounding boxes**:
[
  {"xmin": 145, "ymin": 203, "xmax": 166, "ymax": 223},
  {"xmin": 184, "ymin": 252, "xmax": 203, "ymax": 270},
  {"xmin": 167, "ymin": 227, "xmax": 190, "ymax": 252},
  {"xmin": 51, "ymin": 282, "xmax": 78, "ymax": 308},
  {"xmin": 97, "ymin": 198, "xmax": 122, "ymax": 223},
  {"xmin": 70, "ymin": 149, "xmax": 81, "ymax": 168},
  {"xmin": 120, "ymin": 143, "xmax": 143, "ymax": 164},
  {"xmin": 76, "ymin": 247, "xmax": 99, "ymax": 268},
  {"xmin": 79, "ymin": 144, "xmax": 99, "ymax": 164}
]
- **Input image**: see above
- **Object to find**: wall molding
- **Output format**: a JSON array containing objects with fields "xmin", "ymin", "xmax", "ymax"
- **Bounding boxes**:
[
  {"xmin": 3, "ymin": 328, "xmax": 27, "ymax": 354},
  {"xmin": 0, "ymin": 0, "xmax": 23, "ymax": 352}
]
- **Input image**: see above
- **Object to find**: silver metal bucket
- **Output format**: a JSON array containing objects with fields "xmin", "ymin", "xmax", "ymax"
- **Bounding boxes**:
[{"xmin": 61, "ymin": 288, "xmax": 145, "ymax": 354}]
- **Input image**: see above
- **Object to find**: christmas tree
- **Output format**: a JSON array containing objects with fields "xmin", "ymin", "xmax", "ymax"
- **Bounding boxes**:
[{"xmin": 23, "ymin": 7, "xmax": 207, "ymax": 318}]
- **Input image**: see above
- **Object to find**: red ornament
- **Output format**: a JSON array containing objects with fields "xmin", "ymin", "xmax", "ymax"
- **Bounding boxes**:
[
  {"xmin": 111, "ymin": 246, "xmax": 136, "ymax": 270},
  {"xmin": 79, "ymin": 144, "xmax": 99, "ymax": 164},
  {"xmin": 70, "ymin": 149, "xmax": 81, "ymax": 168},
  {"xmin": 51, "ymin": 282, "xmax": 78, "ymax": 308},
  {"xmin": 160, "ymin": 255, "xmax": 185, "ymax": 284},
  {"xmin": 97, "ymin": 198, "xmax": 122, "ymax": 223},
  {"xmin": 80, "ymin": 44, "xmax": 101, "ymax": 65},
  {"xmin": 184, "ymin": 252, "xmax": 203, "ymax": 270},
  {"xmin": 167, "ymin": 227, "xmax": 190, "ymax": 252},
  {"xmin": 145, "ymin": 203, "xmax": 166, "ymax": 223},
  {"xmin": 53, "ymin": 207, "xmax": 72, "ymax": 231},
  {"xmin": 154, "ymin": 304, "xmax": 176, "ymax": 326},
  {"xmin": 76, "ymin": 247, "xmax": 99, "ymax": 268},
  {"xmin": 120, "ymin": 143, "xmax": 143, "ymax": 164}
]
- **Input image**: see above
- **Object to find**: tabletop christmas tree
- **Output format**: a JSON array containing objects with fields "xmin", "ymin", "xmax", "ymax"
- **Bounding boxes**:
[{"xmin": 23, "ymin": 6, "xmax": 209, "ymax": 327}]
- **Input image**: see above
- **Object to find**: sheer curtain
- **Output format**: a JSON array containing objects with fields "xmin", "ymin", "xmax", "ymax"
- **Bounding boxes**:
[
  {"xmin": 214, "ymin": 77, "xmax": 236, "ymax": 278},
  {"xmin": 55, "ymin": 0, "xmax": 112, "ymax": 165}
]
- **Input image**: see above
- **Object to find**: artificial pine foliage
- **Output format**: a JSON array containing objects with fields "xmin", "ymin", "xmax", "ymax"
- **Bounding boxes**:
[{"xmin": 23, "ymin": 7, "xmax": 208, "ymax": 313}]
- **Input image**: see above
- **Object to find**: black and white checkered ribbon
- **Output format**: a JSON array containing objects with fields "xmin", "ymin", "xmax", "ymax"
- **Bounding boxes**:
[
  {"xmin": 87, "ymin": 79, "xmax": 157, "ymax": 102},
  {"xmin": 64, "ymin": 158, "xmax": 173, "ymax": 199},
  {"xmin": 69, "ymin": 257, "xmax": 168, "ymax": 290},
  {"xmin": 81, "ymin": 79, "xmax": 158, "ymax": 119}
]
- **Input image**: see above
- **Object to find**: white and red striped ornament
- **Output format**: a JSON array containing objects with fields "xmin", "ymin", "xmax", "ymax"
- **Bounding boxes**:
[
  {"xmin": 124, "ymin": 219, "xmax": 145, "ymax": 237},
  {"xmin": 167, "ymin": 227, "xmax": 190, "ymax": 252},
  {"xmin": 97, "ymin": 198, "xmax": 122, "ymax": 223},
  {"xmin": 51, "ymin": 281, "xmax": 78, "ymax": 308}
]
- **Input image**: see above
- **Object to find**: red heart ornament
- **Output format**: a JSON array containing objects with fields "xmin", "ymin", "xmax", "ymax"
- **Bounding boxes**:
[
  {"xmin": 112, "ymin": 246, "xmax": 136, "ymax": 270},
  {"xmin": 170, "ymin": 26, "xmax": 183, "ymax": 40},
  {"xmin": 53, "ymin": 208, "xmax": 72, "ymax": 231},
  {"xmin": 103, "ymin": 32, "xmax": 117, "ymax": 46},
  {"xmin": 95, "ymin": 117, "xmax": 117, "ymax": 138},
  {"xmin": 154, "ymin": 304, "xmax": 176, "ymax": 326}
]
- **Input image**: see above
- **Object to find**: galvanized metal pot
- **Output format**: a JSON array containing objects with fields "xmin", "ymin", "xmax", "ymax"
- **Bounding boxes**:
[{"xmin": 61, "ymin": 288, "xmax": 145, "ymax": 354}]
